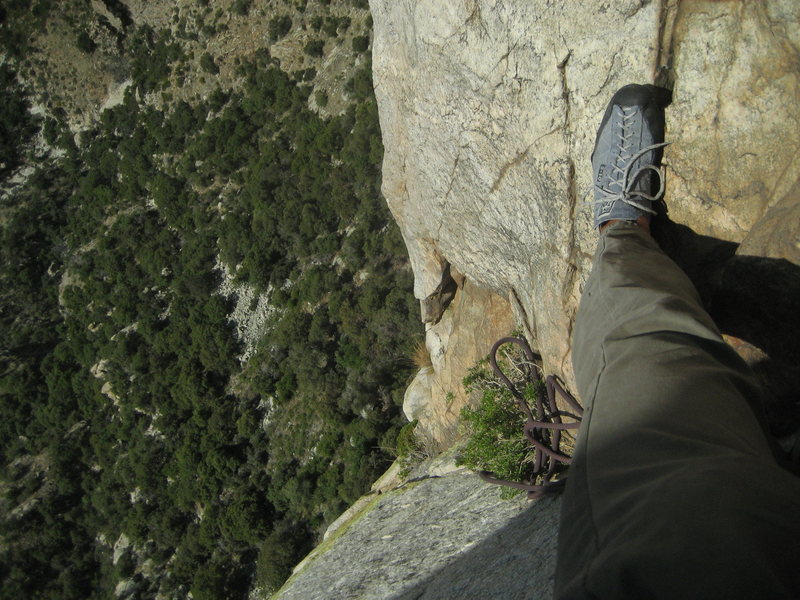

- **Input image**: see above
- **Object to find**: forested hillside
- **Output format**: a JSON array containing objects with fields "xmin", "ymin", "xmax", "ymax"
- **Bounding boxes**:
[{"xmin": 0, "ymin": 1, "xmax": 420, "ymax": 598}]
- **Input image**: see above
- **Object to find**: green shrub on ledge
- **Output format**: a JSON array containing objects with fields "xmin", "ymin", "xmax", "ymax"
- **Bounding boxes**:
[
  {"xmin": 459, "ymin": 384, "xmax": 536, "ymax": 487},
  {"xmin": 457, "ymin": 350, "xmax": 544, "ymax": 497}
]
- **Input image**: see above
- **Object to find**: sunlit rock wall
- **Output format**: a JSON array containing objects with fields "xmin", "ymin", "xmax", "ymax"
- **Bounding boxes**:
[{"xmin": 373, "ymin": 0, "xmax": 800, "ymax": 445}]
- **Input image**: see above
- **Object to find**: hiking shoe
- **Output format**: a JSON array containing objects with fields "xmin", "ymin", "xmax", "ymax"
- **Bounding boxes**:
[{"xmin": 589, "ymin": 84, "xmax": 671, "ymax": 229}]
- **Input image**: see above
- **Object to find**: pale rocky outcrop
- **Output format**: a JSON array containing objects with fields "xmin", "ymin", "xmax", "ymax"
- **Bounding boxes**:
[
  {"xmin": 100, "ymin": 79, "xmax": 133, "ymax": 112},
  {"xmin": 373, "ymin": 0, "xmax": 800, "ymax": 443},
  {"xmin": 112, "ymin": 533, "xmax": 132, "ymax": 565},
  {"xmin": 216, "ymin": 259, "xmax": 275, "ymax": 364}
]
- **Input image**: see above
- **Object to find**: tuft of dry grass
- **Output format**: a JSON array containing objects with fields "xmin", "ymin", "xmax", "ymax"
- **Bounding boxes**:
[{"xmin": 410, "ymin": 339, "xmax": 432, "ymax": 370}]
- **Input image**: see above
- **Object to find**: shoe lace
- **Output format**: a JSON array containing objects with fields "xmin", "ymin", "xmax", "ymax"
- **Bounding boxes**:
[{"xmin": 586, "ymin": 106, "xmax": 671, "ymax": 215}]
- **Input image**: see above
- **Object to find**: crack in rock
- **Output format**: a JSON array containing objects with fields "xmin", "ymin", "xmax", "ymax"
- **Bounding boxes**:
[{"xmin": 490, "ymin": 148, "xmax": 530, "ymax": 193}]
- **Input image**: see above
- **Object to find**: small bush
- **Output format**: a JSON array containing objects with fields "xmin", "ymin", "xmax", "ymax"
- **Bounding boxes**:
[
  {"xmin": 76, "ymin": 31, "xmax": 96, "ymax": 54},
  {"xmin": 199, "ymin": 52, "xmax": 219, "ymax": 74},
  {"xmin": 396, "ymin": 420, "xmax": 420, "ymax": 458},
  {"xmin": 458, "ymin": 382, "xmax": 534, "ymax": 492},
  {"xmin": 352, "ymin": 35, "xmax": 369, "ymax": 53},
  {"xmin": 322, "ymin": 18, "xmax": 338, "ymax": 38},
  {"xmin": 268, "ymin": 15, "xmax": 292, "ymax": 41},
  {"xmin": 395, "ymin": 420, "xmax": 427, "ymax": 476},
  {"xmin": 315, "ymin": 90, "xmax": 328, "ymax": 107},
  {"xmin": 208, "ymin": 87, "xmax": 229, "ymax": 111},
  {"xmin": 410, "ymin": 340, "xmax": 431, "ymax": 369},
  {"xmin": 456, "ymin": 346, "xmax": 546, "ymax": 497},
  {"xmin": 303, "ymin": 39, "xmax": 324, "ymax": 58},
  {"xmin": 345, "ymin": 64, "xmax": 373, "ymax": 101},
  {"xmin": 298, "ymin": 67, "xmax": 316, "ymax": 81},
  {"xmin": 42, "ymin": 118, "xmax": 60, "ymax": 146},
  {"xmin": 232, "ymin": 0, "xmax": 251, "ymax": 15}
]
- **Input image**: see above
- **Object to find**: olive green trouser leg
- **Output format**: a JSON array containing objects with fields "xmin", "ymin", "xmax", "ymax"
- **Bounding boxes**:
[{"xmin": 555, "ymin": 222, "xmax": 800, "ymax": 600}]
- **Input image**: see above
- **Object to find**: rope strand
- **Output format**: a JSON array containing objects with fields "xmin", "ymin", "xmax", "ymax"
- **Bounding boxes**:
[{"xmin": 480, "ymin": 337, "xmax": 584, "ymax": 500}]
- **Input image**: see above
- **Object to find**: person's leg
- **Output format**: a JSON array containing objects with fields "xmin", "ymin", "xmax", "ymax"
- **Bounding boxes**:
[{"xmin": 555, "ymin": 221, "xmax": 800, "ymax": 599}]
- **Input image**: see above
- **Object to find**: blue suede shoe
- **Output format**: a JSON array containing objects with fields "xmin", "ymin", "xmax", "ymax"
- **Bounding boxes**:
[{"xmin": 589, "ymin": 84, "xmax": 671, "ymax": 229}]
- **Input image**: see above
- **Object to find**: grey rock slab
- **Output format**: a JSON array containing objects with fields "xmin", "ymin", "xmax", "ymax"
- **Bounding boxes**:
[{"xmin": 274, "ymin": 470, "xmax": 560, "ymax": 600}]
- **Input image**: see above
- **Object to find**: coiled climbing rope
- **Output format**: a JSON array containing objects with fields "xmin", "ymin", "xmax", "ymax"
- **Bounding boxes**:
[{"xmin": 479, "ymin": 336, "xmax": 584, "ymax": 500}]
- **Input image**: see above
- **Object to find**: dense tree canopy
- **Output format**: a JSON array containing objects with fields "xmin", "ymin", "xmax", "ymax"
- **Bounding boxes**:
[{"xmin": 1, "ymin": 8, "xmax": 419, "ymax": 600}]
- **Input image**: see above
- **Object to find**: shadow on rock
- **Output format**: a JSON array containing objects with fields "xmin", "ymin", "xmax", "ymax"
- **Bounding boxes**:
[
  {"xmin": 653, "ymin": 219, "xmax": 800, "ymax": 442},
  {"xmin": 388, "ymin": 496, "xmax": 561, "ymax": 600}
]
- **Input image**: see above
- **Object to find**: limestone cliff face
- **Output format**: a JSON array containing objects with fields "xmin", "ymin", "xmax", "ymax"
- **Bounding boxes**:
[{"xmin": 372, "ymin": 0, "xmax": 800, "ymax": 446}]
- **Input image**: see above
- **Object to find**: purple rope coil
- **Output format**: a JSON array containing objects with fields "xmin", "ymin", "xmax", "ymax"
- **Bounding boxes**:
[{"xmin": 478, "ymin": 337, "xmax": 584, "ymax": 500}]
